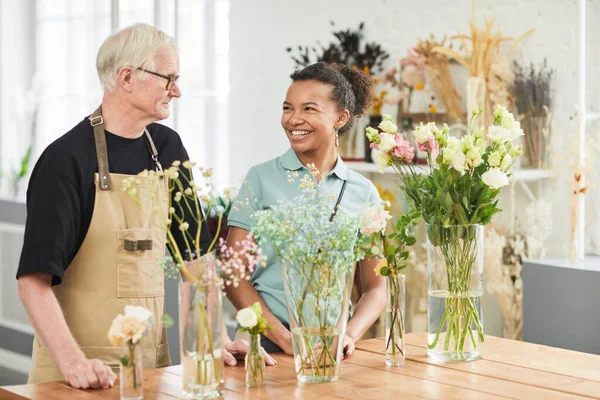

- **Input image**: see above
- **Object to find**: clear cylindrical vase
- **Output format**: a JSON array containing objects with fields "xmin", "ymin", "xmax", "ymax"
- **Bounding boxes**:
[
  {"xmin": 245, "ymin": 334, "xmax": 265, "ymax": 387},
  {"xmin": 385, "ymin": 273, "xmax": 405, "ymax": 367},
  {"xmin": 179, "ymin": 270, "xmax": 224, "ymax": 399},
  {"xmin": 120, "ymin": 341, "xmax": 143, "ymax": 400},
  {"xmin": 426, "ymin": 224, "xmax": 484, "ymax": 362},
  {"xmin": 282, "ymin": 261, "xmax": 356, "ymax": 383}
]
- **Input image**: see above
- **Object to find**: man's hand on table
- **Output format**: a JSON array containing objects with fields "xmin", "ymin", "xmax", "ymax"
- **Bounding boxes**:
[{"xmin": 61, "ymin": 357, "xmax": 116, "ymax": 389}]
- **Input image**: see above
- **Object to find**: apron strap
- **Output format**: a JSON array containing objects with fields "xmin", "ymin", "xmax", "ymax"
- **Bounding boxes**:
[
  {"xmin": 90, "ymin": 106, "xmax": 112, "ymax": 191},
  {"xmin": 90, "ymin": 105, "xmax": 163, "ymax": 191}
]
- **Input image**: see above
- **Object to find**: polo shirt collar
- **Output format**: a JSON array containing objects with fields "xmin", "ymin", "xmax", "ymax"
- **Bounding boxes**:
[{"xmin": 280, "ymin": 148, "xmax": 349, "ymax": 181}]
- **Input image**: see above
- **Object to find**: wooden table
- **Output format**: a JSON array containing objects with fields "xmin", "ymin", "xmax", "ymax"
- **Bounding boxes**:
[{"xmin": 2, "ymin": 333, "xmax": 600, "ymax": 399}]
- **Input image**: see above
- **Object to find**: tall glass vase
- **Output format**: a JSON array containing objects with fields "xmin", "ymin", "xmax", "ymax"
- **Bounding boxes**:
[
  {"xmin": 426, "ymin": 224, "xmax": 484, "ymax": 362},
  {"xmin": 281, "ymin": 260, "xmax": 355, "ymax": 383},
  {"xmin": 120, "ymin": 341, "xmax": 143, "ymax": 400},
  {"xmin": 385, "ymin": 273, "xmax": 405, "ymax": 366},
  {"xmin": 179, "ymin": 275, "xmax": 224, "ymax": 399}
]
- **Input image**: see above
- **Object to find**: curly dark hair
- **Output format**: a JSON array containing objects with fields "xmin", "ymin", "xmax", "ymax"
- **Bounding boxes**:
[{"xmin": 289, "ymin": 62, "xmax": 373, "ymax": 135}]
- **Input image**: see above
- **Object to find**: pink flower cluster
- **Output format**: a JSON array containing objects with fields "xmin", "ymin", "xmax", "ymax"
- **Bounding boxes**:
[
  {"xmin": 417, "ymin": 135, "xmax": 439, "ymax": 159},
  {"xmin": 370, "ymin": 133, "xmax": 415, "ymax": 163},
  {"xmin": 393, "ymin": 135, "xmax": 415, "ymax": 163},
  {"xmin": 217, "ymin": 235, "xmax": 266, "ymax": 289}
]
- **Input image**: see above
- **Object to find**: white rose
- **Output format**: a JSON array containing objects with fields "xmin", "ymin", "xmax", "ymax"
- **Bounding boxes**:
[
  {"xmin": 378, "ymin": 132, "xmax": 396, "ymax": 152},
  {"xmin": 509, "ymin": 144, "xmax": 523, "ymax": 157},
  {"xmin": 372, "ymin": 149, "xmax": 392, "ymax": 172},
  {"xmin": 482, "ymin": 167, "xmax": 510, "ymax": 189},
  {"xmin": 450, "ymin": 151, "xmax": 467, "ymax": 173},
  {"xmin": 378, "ymin": 120, "xmax": 399, "ymax": 134},
  {"xmin": 124, "ymin": 305, "xmax": 154, "ymax": 324},
  {"xmin": 413, "ymin": 122, "xmax": 434, "ymax": 144},
  {"xmin": 236, "ymin": 308, "xmax": 258, "ymax": 328},
  {"xmin": 487, "ymin": 151, "xmax": 501, "ymax": 167},
  {"xmin": 487, "ymin": 125, "xmax": 510, "ymax": 145}
]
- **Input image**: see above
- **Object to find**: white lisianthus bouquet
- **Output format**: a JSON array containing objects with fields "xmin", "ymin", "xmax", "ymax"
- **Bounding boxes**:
[{"xmin": 365, "ymin": 106, "xmax": 523, "ymax": 357}]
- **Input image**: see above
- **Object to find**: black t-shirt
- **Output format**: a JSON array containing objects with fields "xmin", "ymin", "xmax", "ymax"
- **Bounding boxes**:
[{"xmin": 16, "ymin": 117, "xmax": 211, "ymax": 285}]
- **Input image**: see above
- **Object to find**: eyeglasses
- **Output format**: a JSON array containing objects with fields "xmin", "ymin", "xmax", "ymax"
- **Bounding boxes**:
[{"xmin": 137, "ymin": 68, "xmax": 180, "ymax": 90}]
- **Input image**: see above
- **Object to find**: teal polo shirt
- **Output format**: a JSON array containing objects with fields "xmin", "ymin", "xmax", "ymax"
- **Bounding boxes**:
[{"xmin": 228, "ymin": 148, "xmax": 381, "ymax": 326}]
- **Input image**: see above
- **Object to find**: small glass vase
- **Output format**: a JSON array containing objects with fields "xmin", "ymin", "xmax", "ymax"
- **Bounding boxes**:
[
  {"xmin": 426, "ymin": 224, "xmax": 484, "ymax": 362},
  {"xmin": 179, "ymin": 255, "xmax": 224, "ymax": 399},
  {"xmin": 245, "ymin": 334, "xmax": 265, "ymax": 387},
  {"xmin": 385, "ymin": 273, "xmax": 406, "ymax": 367},
  {"xmin": 120, "ymin": 341, "xmax": 143, "ymax": 400},
  {"xmin": 282, "ymin": 260, "xmax": 355, "ymax": 383}
]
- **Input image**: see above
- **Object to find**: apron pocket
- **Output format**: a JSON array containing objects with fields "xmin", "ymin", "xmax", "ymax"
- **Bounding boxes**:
[{"xmin": 117, "ymin": 229, "xmax": 165, "ymax": 298}]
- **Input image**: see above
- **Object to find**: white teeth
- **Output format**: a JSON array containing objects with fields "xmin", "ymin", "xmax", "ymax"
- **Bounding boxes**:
[{"xmin": 291, "ymin": 130, "xmax": 311, "ymax": 136}]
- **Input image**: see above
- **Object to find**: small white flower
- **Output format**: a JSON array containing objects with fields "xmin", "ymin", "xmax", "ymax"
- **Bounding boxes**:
[
  {"xmin": 482, "ymin": 167, "xmax": 510, "ymax": 189},
  {"xmin": 372, "ymin": 149, "xmax": 392, "ymax": 172},
  {"xmin": 378, "ymin": 132, "xmax": 396, "ymax": 153},
  {"xmin": 184, "ymin": 187, "xmax": 193, "ymax": 196},
  {"xmin": 236, "ymin": 308, "xmax": 258, "ymax": 328},
  {"xmin": 365, "ymin": 126, "xmax": 380, "ymax": 142},
  {"xmin": 171, "ymin": 160, "xmax": 181, "ymax": 167},
  {"xmin": 179, "ymin": 222, "xmax": 189, "ymax": 231},
  {"xmin": 509, "ymin": 144, "xmax": 523, "ymax": 157},
  {"xmin": 382, "ymin": 114, "xmax": 393, "ymax": 122},
  {"xmin": 202, "ymin": 168, "xmax": 214, "ymax": 178},
  {"xmin": 500, "ymin": 154, "xmax": 513, "ymax": 171},
  {"xmin": 174, "ymin": 192, "xmax": 182, "ymax": 202},
  {"xmin": 487, "ymin": 125, "xmax": 511, "ymax": 145},
  {"xmin": 450, "ymin": 151, "xmax": 467, "ymax": 173},
  {"xmin": 442, "ymin": 147, "xmax": 457, "ymax": 164},
  {"xmin": 413, "ymin": 122, "xmax": 435, "ymax": 144},
  {"xmin": 487, "ymin": 151, "xmax": 501, "ymax": 167},
  {"xmin": 378, "ymin": 120, "xmax": 399, "ymax": 135},
  {"xmin": 182, "ymin": 160, "xmax": 196, "ymax": 169}
]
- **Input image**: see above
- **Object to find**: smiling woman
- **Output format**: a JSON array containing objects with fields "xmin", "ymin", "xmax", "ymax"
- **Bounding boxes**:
[{"xmin": 224, "ymin": 62, "xmax": 386, "ymax": 357}]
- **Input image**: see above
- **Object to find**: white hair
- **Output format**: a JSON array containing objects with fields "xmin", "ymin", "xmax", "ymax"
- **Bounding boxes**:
[{"xmin": 96, "ymin": 23, "xmax": 178, "ymax": 92}]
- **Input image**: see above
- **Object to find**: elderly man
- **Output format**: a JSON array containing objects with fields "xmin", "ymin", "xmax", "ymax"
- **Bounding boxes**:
[{"xmin": 16, "ymin": 23, "xmax": 273, "ymax": 390}]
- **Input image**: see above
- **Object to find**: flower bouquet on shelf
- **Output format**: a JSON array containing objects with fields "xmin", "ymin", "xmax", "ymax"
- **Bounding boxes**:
[
  {"xmin": 360, "ymin": 206, "xmax": 420, "ymax": 366},
  {"xmin": 122, "ymin": 161, "xmax": 265, "ymax": 399},
  {"xmin": 366, "ymin": 107, "xmax": 523, "ymax": 361},
  {"xmin": 236, "ymin": 303, "xmax": 272, "ymax": 387},
  {"xmin": 250, "ymin": 166, "xmax": 383, "ymax": 383},
  {"xmin": 108, "ymin": 306, "xmax": 154, "ymax": 400}
]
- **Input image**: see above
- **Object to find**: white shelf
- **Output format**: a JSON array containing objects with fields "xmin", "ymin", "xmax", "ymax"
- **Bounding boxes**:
[{"xmin": 346, "ymin": 161, "xmax": 551, "ymax": 182}]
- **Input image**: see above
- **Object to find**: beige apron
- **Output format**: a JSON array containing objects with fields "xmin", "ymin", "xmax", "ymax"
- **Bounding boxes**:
[{"xmin": 28, "ymin": 106, "xmax": 172, "ymax": 383}]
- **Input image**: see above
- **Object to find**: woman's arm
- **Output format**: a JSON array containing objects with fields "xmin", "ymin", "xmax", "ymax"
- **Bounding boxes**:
[
  {"xmin": 343, "ymin": 256, "xmax": 386, "ymax": 357},
  {"xmin": 224, "ymin": 227, "xmax": 293, "ymax": 355}
]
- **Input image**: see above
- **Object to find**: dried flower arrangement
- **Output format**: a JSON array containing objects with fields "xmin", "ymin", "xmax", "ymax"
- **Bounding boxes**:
[
  {"xmin": 286, "ymin": 21, "xmax": 390, "ymax": 75},
  {"xmin": 431, "ymin": 5, "xmax": 534, "ymax": 127},
  {"xmin": 414, "ymin": 36, "xmax": 465, "ymax": 122},
  {"xmin": 511, "ymin": 60, "xmax": 555, "ymax": 168}
]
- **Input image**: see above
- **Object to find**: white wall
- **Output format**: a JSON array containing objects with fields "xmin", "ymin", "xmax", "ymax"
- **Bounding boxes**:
[{"xmin": 229, "ymin": 0, "xmax": 600, "ymax": 258}]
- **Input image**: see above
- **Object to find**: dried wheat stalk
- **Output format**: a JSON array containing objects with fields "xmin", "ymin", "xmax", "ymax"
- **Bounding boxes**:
[{"xmin": 415, "ymin": 36, "xmax": 465, "ymax": 122}]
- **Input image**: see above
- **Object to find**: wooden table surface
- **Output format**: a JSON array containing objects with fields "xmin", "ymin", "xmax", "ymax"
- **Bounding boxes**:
[{"xmin": 2, "ymin": 332, "xmax": 600, "ymax": 399}]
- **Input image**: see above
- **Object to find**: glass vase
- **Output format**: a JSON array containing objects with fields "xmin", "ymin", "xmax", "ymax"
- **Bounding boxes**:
[
  {"xmin": 120, "ymin": 341, "xmax": 143, "ymax": 400},
  {"xmin": 282, "ymin": 260, "xmax": 355, "ymax": 383},
  {"xmin": 179, "ymin": 266, "xmax": 224, "ymax": 399},
  {"xmin": 245, "ymin": 334, "xmax": 265, "ymax": 387},
  {"xmin": 385, "ymin": 273, "xmax": 405, "ymax": 367},
  {"xmin": 426, "ymin": 224, "xmax": 484, "ymax": 362},
  {"xmin": 520, "ymin": 115, "xmax": 550, "ymax": 168}
]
